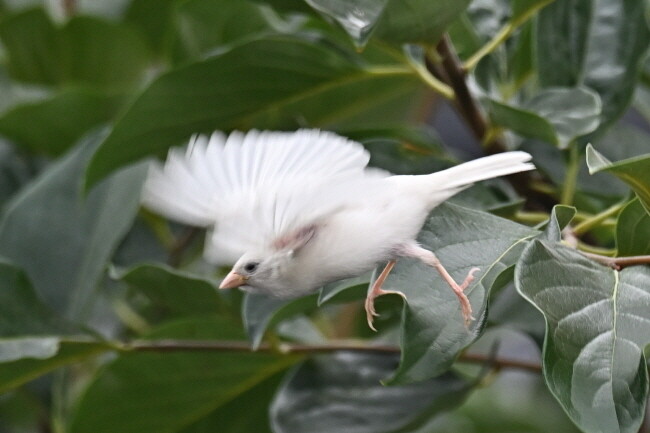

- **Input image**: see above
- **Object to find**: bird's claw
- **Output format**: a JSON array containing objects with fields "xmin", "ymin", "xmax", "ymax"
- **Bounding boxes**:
[
  {"xmin": 453, "ymin": 267, "xmax": 480, "ymax": 328},
  {"xmin": 365, "ymin": 289, "xmax": 407, "ymax": 332},
  {"xmin": 460, "ymin": 267, "xmax": 480, "ymax": 291}
]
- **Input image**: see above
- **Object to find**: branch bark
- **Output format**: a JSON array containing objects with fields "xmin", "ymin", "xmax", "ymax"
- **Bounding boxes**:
[
  {"xmin": 128, "ymin": 339, "xmax": 542, "ymax": 373},
  {"xmin": 430, "ymin": 35, "xmax": 556, "ymax": 210},
  {"xmin": 62, "ymin": 0, "xmax": 76, "ymax": 16},
  {"xmin": 167, "ymin": 227, "xmax": 200, "ymax": 267},
  {"xmin": 580, "ymin": 253, "xmax": 650, "ymax": 270}
]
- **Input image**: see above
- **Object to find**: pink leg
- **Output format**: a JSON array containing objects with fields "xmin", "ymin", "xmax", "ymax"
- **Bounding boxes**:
[
  {"xmin": 364, "ymin": 260, "xmax": 406, "ymax": 331},
  {"xmin": 397, "ymin": 243, "xmax": 479, "ymax": 327}
]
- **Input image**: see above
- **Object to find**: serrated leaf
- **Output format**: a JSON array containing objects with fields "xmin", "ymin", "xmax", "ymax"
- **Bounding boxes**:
[
  {"xmin": 536, "ymin": 0, "xmax": 650, "ymax": 131},
  {"xmin": 118, "ymin": 263, "xmax": 228, "ymax": 317},
  {"xmin": 69, "ymin": 317, "xmax": 299, "ymax": 433},
  {"xmin": 0, "ymin": 130, "xmax": 147, "ymax": 316},
  {"xmin": 616, "ymin": 198, "xmax": 650, "ymax": 256},
  {"xmin": 488, "ymin": 87, "xmax": 601, "ymax": 149},
  {"xmin": 586, "ymin": 144, "xmax": 650, "ymax": 214},
  {"xmin": 384, "ymin": 203, "xmax": 537, "ymax": 383},
  {"xmin": 270, "ymin": 353, "xmax": 472, "ymax": 433},
  {"xmin": 516, "ymin": 239, "xmax": 650, "ymax": 433},
  {"xmin": 85, "ymin": 35, "xmax": 422, "ymax": 187}
]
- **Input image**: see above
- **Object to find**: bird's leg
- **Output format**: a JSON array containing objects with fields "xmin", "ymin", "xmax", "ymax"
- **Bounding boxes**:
[
  {"xmin": 364, "ymin": 260, "xmax": 406, "ymax": 331},
  {"xmin": 396, "ymin": 243, "xmax": 479, "ymax": 327}
]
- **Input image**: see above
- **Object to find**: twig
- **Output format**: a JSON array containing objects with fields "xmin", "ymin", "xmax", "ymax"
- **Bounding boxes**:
[
  {"xmin": 573, "ymin": 202, "xmax": 624, "ymax": 235},
  {"xmin": 434, "ymin": 35, "xmax": 494, "ymax": 151},
  {"xmin": 62, "ymin": 0, "xmax": 76, "ymax": 16},
  {"xmin": 429, "ymin": 35, "xmax": 556, "ymax": 210},
  {"xmin": 580, "ymin": 253, "xmax": 650, "ymax": 270},
  {"xmin": 167, "ymin": 227, "xmax": 200, "ymax": 267},
  {"xmin": 127, "ymin": 339, "xmax": 542, "ymax": 372},
  {"xmin": 560, "ymin": 146, "xmax": 580, "ymax": 205}
]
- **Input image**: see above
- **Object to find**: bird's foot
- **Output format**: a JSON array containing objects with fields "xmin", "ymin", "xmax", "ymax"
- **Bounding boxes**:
[
  {"xmin": 451, "ymin": 267, "xmax": 480, "ymax": 327},
  {"xmin": 365, "ymin": 288, "xmax": 407, "ymax": 332}
]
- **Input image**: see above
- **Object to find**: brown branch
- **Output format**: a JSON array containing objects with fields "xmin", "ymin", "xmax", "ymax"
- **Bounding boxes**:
[
  {"xmin": 435, "ymin": 35, "xmax": 502, "ymax": 154},
  {"xmin": 580, "ymin": 253, "xmax": 650, "ymax": 271},
  {"xmin": 430, "ymin": 35, "xmax": 556, "ymax": 210},
  {"xmin": 435, "ymin": 35, "xmax": 494, "ymax": 151},
  {"xmin": 167, "ymin": 227, "xmax": 200, "ymax": 267},
  {"xmin": 62, "ymin": 0, "xmax": 76, "ymax": 16},
  {"xmin": 128, "ymin": 339, "xmax": 542, "ymax": 372}
]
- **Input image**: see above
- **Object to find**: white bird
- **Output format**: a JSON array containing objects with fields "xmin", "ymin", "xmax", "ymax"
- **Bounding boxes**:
[{"xmin": 142, "ymin": 129, "xmax": 535, "ymax": 330}]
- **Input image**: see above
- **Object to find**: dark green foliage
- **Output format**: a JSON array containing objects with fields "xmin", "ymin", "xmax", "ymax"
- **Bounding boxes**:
[{"xmin": 0, "ymin": 1, "xmax": 648, "ymax": 433}]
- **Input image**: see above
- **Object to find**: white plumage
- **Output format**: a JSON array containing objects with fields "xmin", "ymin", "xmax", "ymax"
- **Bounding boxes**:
[{"xmin": 142, "ymin": 129, "xmax": 535, "ymax": 328}]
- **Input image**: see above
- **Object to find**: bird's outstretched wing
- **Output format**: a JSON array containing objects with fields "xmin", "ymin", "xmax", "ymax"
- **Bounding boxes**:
[{"xmin": 142, "ymin": 129, "xmax": 377, "ymax": 264}]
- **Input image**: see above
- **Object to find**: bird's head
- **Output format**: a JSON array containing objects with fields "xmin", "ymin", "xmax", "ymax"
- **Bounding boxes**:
[{"xmin": 218, "ymin": 225, "xmax": 317, "ymax": 297}]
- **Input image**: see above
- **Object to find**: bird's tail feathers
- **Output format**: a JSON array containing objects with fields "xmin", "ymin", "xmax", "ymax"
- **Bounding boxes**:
[{"xmin": 429, "ymin": 151, "xmax": 534, "ymax": 190}]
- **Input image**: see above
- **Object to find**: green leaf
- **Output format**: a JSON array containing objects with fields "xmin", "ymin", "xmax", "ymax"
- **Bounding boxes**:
[
  {"xmin": 117, "ymin": 263, "xmax": 229, "ymax": 317},
  {"xmin": 172, "ymin": 0, "xmax": 279, "ymax": 61},
  {"xmin": 0, "ymin": 89, "xmax": 121, "ymax": 155},
  {"xmin": 243, "ymin": 293, "xmax": 319, "ymax": 350},
  {"xmin": 0, "ymin": 131, "xmax": 147, "ymax": 316},
  {"xmin": 344, "ymin": 125, "xmax": 450, "ymax": 175},
  {"xmin": 85, "ymin": 35, "xmax": 422, "ymax": 187},
  {"xmin": 303, "ymin": 0, "xmax": 470, "ymax": 47},
  {"xmin": 0, "ymin": 341, "xmax": 109, "ymax": 393},
  {"xmin": 488, "ymin": 87, "xmax": 601, "ymax": 148},
  {"xmin": 317, "ymin": 273, "xmax": 371, "ymax": 305},
  {"xmin": 271, "ymin": 353, "xmax": 472, "ymax": 433},
  {"xmin": 243, "ymin": 272, "xmax": 373, "ymax": 349},
  {"xmin": 488, "ymin": 99, "xmax": 557, "ymax": 144},
  {"xmin": 616, "ymin": 198, "xmax": 650, "ymax": 256},
  {"xmin": 536, "ymin": 0, "xmax": 650, "ymax": 131},
  {"xmin": 524, "ymin": 87, "xmax": 601, "ymax": 148},
  {"xmin": 0, "ymin": 261, "xmax": 88, "ymax": 359},
  {"xmin": 124, "ymin": 0, "xmax": 177, "ymax": 57},
  {"xmin": 0, "ymin": 8, "xmax": 61, "ymax": 85},
  {"xmin": 0, "ymin": 8, "xmax": 151, "ymax": 90},
  {"xmin": 511, "ymin": 0, "xmax": 555, "ymax": 20},
  {"xmin": 516, "ymin": 239, "xmax": 650, "ymax": 433},
  {"xmin": 586, "ymin": 144, "xmax": 650, "ymax": 214},
  {"xmin": 541, "ymin": 205, "xmax": 576, "ymax": 242},
  {"xmin": 303, "ymin": 0, "xmax": 388, "ymax": 46},
  {"xmin": 0, "ymin": 140, "xmax": 35, "ymax": 207},
  {"xmin": 69, "ymin": 317, "xmax": 300, "ymax": 433},
  {"xmin": 385, "ymin": 203, "xmax": 537, "ymax": 383},
  {"xmin": 179, "ymin": 372, "xmax": 284, "ymax": 433},
  {"xmin": 374, "ymin": 0, "xmax": 472, "ymax": 46},
  {"xmin": 0, "ymin": 261, "xmax": 109, "ymax": 392}
]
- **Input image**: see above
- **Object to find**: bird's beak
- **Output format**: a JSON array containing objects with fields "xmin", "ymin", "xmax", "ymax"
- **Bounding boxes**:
[{"xmin": 219, "ymin": 271, "xmax": 247, "ymax": 289}]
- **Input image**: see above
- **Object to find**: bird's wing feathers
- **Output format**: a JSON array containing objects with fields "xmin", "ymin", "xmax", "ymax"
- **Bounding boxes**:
[{"xmin": 142, "ymin": 129, "xmax": 375, "ymax": 264}]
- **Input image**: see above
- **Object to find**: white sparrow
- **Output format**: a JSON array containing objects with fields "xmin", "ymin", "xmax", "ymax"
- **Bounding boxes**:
[{"xmin": 142, "ymin": 129, "xmax": 535, "ymax": 329}]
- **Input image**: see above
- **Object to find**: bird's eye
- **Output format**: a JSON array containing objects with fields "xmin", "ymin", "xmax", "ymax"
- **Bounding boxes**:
[{"xmin": 243, "ymin": 262, "xmax": 259, "ymax": 273}]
